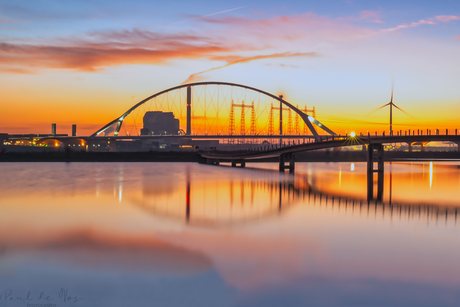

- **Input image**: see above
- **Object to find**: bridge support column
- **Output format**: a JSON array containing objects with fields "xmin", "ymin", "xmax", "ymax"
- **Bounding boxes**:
[
  {"xmin": 279, "ymin": 95, "xmax": 283, "ymax": 146},
  {"xmin": 186, "ymin": 86, "xmax": 192, "ymax": 135},
  {"xmin": 367, "ymin": 143, "xmax": 384, "ymax": 202},
  {"xmin": 279, "ymin": 153, "xmax": 295, "ymax": 174}
]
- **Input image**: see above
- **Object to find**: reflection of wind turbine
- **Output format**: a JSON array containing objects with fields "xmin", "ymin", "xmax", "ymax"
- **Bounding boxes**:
[{"xmin": 369, "ymin": 79, "xmax": 411, "ymax": 135}]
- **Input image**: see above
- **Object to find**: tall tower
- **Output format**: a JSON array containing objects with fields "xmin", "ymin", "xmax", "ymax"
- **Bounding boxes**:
[
  {"xmin": 294, "ymin": 105, "xmax": 300, "ymax": 134},
  {"xmin": 268, "ymin": 103, "xmax": 274, "ymax": 135},
  {"xmin": 229, "ymin": 100, "xmax": 235, "ymax": 135},
  {"xmin": 287, "ymin": 109, "xmax": 293, "ymax": 135},
  {"xmin": 304, "ymin": 106, "xmax": 308, "ymax": 134},
  {"xmin": 240, "ymin": 100, "xmax": 246, "ymax": 135},
  {"xmin": 250, "ymin": 101, "xmax": 256, "ymax": 135}
]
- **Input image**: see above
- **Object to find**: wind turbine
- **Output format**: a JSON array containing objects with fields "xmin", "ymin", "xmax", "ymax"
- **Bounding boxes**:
[{"xmin": 370, "ymin": 79, "xmax": 411, "ymax": 135}]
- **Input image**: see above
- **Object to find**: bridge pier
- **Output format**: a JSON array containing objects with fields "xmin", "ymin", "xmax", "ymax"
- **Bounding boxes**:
[
  {"xmin": 279, "ymin": 153, "xmax": 295, "ymax": 173},
  {"xmin": 367, "ymin": 143, "xmax": 384, "ymax": 202},
  {"xmin": 231, "ymin": 160, "xmax": 246, "ymax": 168}
]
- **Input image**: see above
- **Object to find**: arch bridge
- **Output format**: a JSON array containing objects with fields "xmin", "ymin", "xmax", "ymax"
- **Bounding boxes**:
[{"xmin": 92, "ymin": 81, "xmax": 336, "ymax": 139}]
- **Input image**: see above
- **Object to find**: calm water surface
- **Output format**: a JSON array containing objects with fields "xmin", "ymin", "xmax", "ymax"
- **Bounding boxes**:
[{"xmin": 0, "ymin": 162, "xmax": 459, "ymax": 307}]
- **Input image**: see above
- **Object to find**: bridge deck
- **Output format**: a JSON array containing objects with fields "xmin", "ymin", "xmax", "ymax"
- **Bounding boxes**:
[{"xmin": 201, "ymin": 135, "xmax": 460, "ymax": 160}]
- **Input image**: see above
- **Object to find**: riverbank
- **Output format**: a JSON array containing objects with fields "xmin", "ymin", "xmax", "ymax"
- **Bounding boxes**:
[{"xmin": 1, "ymin": 150, "xmax": 460, "ymax": 162}]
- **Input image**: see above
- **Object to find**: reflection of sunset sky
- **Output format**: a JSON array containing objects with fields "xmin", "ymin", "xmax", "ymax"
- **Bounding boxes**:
[
  {"xmin": 1, "ymin": 1, "xmax": 460, "ymax": 135},
  {"xmin": 1, "ymin": 162, "xmax": 460, "ymax": 305}
]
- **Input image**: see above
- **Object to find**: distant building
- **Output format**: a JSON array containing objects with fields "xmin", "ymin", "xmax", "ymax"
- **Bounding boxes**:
[
  {"xmin": 141, "ymin": 111, "xmax": 179, "ymax": 136},
  {"xmin": 0, "ymin": 133, "xmax": 7, "ymax": 145}
]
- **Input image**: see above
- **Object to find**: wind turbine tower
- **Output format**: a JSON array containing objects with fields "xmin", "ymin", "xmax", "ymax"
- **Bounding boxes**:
[{"xmin": 371, "ymin": 79, "xmax": 410, "ymax": 136}]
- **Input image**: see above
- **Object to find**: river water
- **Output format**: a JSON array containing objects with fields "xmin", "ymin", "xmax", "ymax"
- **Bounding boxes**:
[{"xmin": 0, "ymin": 162, "xmax": 459, "ymax": 307}]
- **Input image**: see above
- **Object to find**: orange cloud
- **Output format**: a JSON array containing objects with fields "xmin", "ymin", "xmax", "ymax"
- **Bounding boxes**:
[
  {"xmin": 0, "ymin": 40, "xmax": 228, "ymax": 72},
  {"xmin": 182, "ymin": 52, "xmax": 316, "ymax": 84}
]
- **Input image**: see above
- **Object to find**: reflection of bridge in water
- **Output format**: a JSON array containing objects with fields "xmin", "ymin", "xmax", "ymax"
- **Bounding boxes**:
[
  {"xmin": 201, "ymin": 135, "xmax": 460, "ymax": 202},
  {"xmin": 131, "ymin": 167, "xmax": 459, "ymax": 228}
]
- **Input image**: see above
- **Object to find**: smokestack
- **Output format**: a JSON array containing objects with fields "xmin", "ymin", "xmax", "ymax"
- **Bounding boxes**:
[
  {"xmin": 52, "ymin": 123, "xmax": 56, "ymax": 135},
  {"xmin": 72, "ymin": 124, "xmax": 77, "ymax": 137}
]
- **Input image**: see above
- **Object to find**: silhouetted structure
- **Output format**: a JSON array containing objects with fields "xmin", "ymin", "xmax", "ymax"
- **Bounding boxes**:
[{"xmin": 141, "ymin": 111, "xmax": 179, "ymax": 136}]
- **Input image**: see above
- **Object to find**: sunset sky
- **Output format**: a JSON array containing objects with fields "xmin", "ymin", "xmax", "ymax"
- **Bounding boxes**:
[{"xmin": 1, "ymin": 0, "xmax": 460, "ymax": 135}]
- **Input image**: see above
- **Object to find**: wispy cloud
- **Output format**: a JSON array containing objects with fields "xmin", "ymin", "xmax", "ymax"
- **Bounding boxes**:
[
  {"xmin": 171, "ymin": 5, "xmax": 249, "ymax": 26},
  {"xmin": 382, "ymin": 15, "xmax": 460, "ymax": 32},
  {"xmin": 435, "ymin": 15, "xmax": 460, "ymax": 23},
  {"xmin": 359, "ymin": 11, "xmax": 384, "ymax": 24},
  {"xmin": 182, "ymin": 52, "xmax": 317, "ymax": 84},
  {"xmin": 0, "ymin": 13, "xmax": 20, "ymax": 24},
  {"xmin": 202, "ymin": 12, "xmax": 375, "ymax": 41}
]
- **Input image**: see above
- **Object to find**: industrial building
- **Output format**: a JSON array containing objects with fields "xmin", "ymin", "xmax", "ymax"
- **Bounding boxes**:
[{"xmin": 140, "ymin": 111, "xmax": 179, "ymax": 136}]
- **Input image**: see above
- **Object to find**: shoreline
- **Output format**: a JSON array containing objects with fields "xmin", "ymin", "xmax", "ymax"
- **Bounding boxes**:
[{"xmin": 1, "ymin": 150, "xmax": 460, "ymax": 162}]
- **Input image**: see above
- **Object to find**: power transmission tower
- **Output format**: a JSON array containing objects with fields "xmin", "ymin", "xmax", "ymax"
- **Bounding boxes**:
[
  {"xmin": 287, "ymin": 109, "xmax": 293, "ymax": 135},
  {"xmin": 229, "ymin": 100, "xmax": 235, "ymax": 135},
  {"xmin": 268, "ymin": 102, "xmax": 274, "ymax": 135},
  {"xmin": 250, "ymin": 101, "xmax": 256, "ymax": 135},
  {"xmin": 240, "ymin": 103, "xmax": 245, "ymax": 135},
  {"xmin": 232, "ymin": 100, "xmax": 254, "ymax": 135},
  {"xmin": 295, "ymin": 105, "xmax": 300, "ymax": 134}
]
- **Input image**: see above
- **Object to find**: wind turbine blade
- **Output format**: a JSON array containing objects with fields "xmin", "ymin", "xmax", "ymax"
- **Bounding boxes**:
[
  {"xmin": 367, "ymin": 103, "xmax": 391, "ymax": 115},
  {"xmin": 393, "ymin": 104, "xmax": 415, "ymax": 118}
]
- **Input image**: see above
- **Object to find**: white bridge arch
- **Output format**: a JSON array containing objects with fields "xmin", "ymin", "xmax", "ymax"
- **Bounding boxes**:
[{"xmin": 92, "ymin": 81, "xmax": 336, "ymax": 138}]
